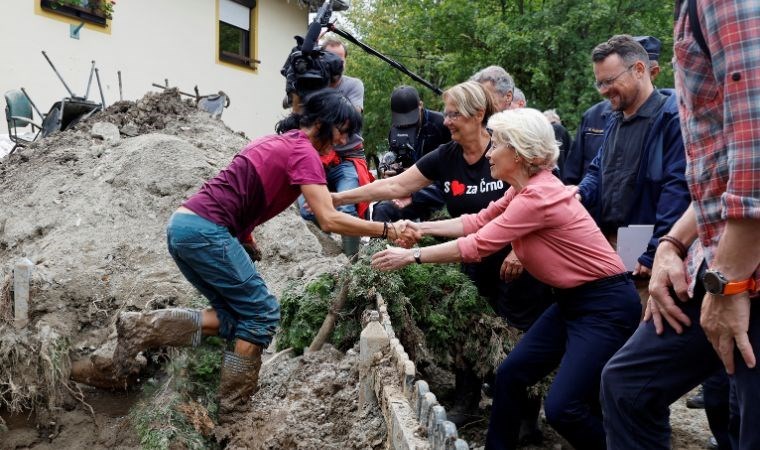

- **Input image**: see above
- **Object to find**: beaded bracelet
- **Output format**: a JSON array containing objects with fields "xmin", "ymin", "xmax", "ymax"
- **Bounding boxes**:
[{"xmin": 658, "ymin": 235, "xmax": 687, "ymax": 260}]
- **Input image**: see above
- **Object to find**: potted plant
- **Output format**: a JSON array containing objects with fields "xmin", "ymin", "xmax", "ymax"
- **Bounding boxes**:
[{"xmin": 41, "ymin": 0, "xmax": 115, "ymax": 25}]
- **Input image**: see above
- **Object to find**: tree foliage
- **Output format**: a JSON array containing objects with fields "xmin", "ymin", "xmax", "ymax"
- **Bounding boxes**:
[{"xmin": 338, "ymin": 0, "xmax": 675, "ymax": 157}]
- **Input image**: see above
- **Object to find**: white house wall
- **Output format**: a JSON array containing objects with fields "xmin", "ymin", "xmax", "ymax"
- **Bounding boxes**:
[{"xmin": 2, "ymin": 0, "xmax": 308, "ymax": 139}]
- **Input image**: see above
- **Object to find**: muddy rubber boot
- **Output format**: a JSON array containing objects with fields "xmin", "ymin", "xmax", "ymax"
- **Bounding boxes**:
[
  {"xmin": 341, "ymin": 235, "xmax": 360, "ymax": 258},
  {"xmin": 217, "ymin": 348, "xmax": 263, "ymax": 420},
  {"xmin": 446, "ymin": 367, "xmax": 482, "ymax": 428},
  {"xmin": 113, "ymin": 308, "xmax": 202, "ymax": 374}
]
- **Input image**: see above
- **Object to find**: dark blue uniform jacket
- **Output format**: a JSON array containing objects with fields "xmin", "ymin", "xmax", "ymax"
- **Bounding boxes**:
[{"xmin": 577, "ymin": 89, "xmax": 690, "ymax": 269}]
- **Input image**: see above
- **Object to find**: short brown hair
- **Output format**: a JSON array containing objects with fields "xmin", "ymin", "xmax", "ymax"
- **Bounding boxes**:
[
  {"xmin": 592, "ymin": 34, "xmax": 649, "ymax": 66},
  {"xmin": 322, "ymin": 37, "xmax": 347, "ymax": 58}
]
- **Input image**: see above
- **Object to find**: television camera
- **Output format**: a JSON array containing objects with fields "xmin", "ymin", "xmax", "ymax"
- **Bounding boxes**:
[
  {"xmin": 378, "ymin": 124, "xmax": 418, "ymax": 178},
  {"xmin": 281, "ymin": 0, "xmax": 442, "ymax": 109}
]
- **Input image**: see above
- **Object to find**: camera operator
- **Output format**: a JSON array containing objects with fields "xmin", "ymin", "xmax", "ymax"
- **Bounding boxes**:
[
  {"xmin": 296, "ymin": 37, "xmax": 374, "ymax": 257},
  {"xmin": 372, "ymin": 85, "xmax": 451, "ymax": 222}
]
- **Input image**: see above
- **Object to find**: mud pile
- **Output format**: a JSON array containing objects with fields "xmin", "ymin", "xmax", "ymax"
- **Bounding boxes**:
[
  {"xmin": 224, "ymin": 346, "xmax": 385, "ymax": 449},
  {"xmin": 0, "ymin": 89, "xmax": 352, "ymax": 444}
]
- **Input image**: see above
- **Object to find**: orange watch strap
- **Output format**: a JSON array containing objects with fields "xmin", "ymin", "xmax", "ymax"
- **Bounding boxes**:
[{"xmin": 723, "ymin": 278, "xmax": 757, "ymax": 296}]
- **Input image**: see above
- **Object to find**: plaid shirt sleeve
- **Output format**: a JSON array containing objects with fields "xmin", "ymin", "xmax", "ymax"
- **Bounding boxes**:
[
  {"xmin": 714, "ymin": 1, "xmax": 760, "ymax": 220},
  {"xmin": 675, "ymin": 0, "xmax": 760, "ymax": 294}
]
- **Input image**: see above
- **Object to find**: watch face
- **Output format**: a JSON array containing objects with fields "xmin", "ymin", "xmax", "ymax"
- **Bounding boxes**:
[
  {"xmin": 413, "ymin": 248, "xmax": 421, "ymax": 258},
  {"xmin": 702, "ymin": 271, "xmax": 725, "ymax": 294}
]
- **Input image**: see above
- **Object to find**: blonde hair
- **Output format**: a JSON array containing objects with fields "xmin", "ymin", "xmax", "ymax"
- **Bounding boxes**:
[
  {"xmin": 543, "ymin": 108, "xmax": 561, "ymax": 124},
  {"xmin": 487, "ymin": 108, "xmax": 559, "ymax": 176},
  {"xmin": 442, "ymin": 81, "xmax": 496, "ymax": 126}
]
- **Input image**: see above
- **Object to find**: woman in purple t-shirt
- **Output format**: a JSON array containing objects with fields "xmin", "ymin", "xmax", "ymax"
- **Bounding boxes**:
[
  {"xmin": 111, "ymin": 90, "xmax": 407, "ymax": 419},
  {"xmin": 373, "ymin": 108, "xmax": 641, "ymax": 450}
]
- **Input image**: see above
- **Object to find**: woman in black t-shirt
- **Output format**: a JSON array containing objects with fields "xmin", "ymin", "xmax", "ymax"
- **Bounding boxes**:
[{"xmin": 334, "ymin": 80, "xmax": 502, "ymax": 217}]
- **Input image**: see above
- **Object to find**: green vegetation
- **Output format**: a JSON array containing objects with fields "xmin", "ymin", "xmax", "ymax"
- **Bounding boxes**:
[
  {"xmin": 277, "ymin": 239, "xmax": 521, "ymax": 377},
  {"xmin": 129, "ymin": 337, "xmax": 225, "ymax": 450},
  {"xmin": 341, "ymin": 0, "xmax": 675, "ymax": 157}
]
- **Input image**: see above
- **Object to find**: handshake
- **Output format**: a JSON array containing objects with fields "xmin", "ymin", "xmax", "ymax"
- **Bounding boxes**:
[
  {"xmin": 372, "ymin": 220, "xmax": 424, "ymax": 272},
  {"xmin": 387, "ymin": 219, "xmax": 422, "ymax": 248}
]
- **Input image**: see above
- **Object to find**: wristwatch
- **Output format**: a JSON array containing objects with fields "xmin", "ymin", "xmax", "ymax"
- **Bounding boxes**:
[
  {"xmin": 413, "ymin": 247, "xmax": 422, "ymax": 264},
  {"xmin": 701, "ymin": 269, "xmax": 757, "ymax": 295}
]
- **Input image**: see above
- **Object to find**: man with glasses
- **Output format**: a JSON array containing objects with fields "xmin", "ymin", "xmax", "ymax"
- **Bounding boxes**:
[
  {"xmin": 563, "ymin": 36, "xmax": 663, "ymax": 186},
  {"xmin": 576, "ymin": 34, "xmax": 690, "ymax": 307}
]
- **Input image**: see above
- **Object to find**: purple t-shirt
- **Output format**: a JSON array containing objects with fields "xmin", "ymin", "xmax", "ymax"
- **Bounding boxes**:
[{"xmin": 183, "ymin": 130, "xmax": 326, "ymax": 241}]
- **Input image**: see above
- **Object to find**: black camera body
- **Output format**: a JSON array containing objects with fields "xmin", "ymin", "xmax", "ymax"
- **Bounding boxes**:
[
  {"xmin": 379, "ymin": 125, "xmax": 418, "ymax": 177},
  {"xmin": 280, "ymin": 1, "xmax": 340, "ymax": 107},
  {"xmin": 281, "ymin": 47, "xmax": 342, "ymax": 102}
]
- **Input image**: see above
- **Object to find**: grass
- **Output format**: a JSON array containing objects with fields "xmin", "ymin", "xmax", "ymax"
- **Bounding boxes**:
[{"xmin": 129, "ymin": 337, "xmax": 225, "ymax": 450}]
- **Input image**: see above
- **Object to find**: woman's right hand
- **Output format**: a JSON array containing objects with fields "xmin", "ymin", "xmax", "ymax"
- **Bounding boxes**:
[
  {"xmin": 500, "ymin": 249, "xmax": 523, "ymax": 281},
  {"xmin": 392, "ymin": 220, "xmax": 421, "ymax": 248}
]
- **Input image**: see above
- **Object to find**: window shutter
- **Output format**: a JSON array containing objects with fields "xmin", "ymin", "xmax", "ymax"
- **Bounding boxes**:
[{"xmin": 220, "ymin": 0, "xmax": 251, "ymax": 31}]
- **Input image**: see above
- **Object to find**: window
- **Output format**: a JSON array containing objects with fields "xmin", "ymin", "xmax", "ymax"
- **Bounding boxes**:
[
  {"xmin": 40, "ymin": 0, "xmax": 111, "ymax": 26},
  {"xmin": 219, "ymin": 0, "xmax": 259, "ymax": 69}
]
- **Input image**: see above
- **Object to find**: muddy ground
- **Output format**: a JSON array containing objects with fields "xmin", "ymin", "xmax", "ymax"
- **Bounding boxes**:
[{"xmin": 0, "ymin": 90, "xmax": 712, "ymax": 449}]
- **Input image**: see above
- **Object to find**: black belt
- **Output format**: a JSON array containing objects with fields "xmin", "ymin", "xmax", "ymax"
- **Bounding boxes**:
[{"xmin": 552, "ymin": 272, "xmax": 631, "ymax": 297}]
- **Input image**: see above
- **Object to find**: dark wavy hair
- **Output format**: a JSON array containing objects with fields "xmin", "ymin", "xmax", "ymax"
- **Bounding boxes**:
[{"xmin": 275, "ymin": 89, "xmax": 362, "ymax": 146}]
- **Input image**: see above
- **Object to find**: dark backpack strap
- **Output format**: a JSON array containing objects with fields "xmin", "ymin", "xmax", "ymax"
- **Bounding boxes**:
[{"xmin": 688, "ymin": 0, "xmax": 711, "ymax": 59}]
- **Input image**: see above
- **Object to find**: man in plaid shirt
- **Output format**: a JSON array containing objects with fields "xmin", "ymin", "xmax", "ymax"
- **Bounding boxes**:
[{"xmin": 600, "ymin": 1, "xmax": 760, "ymax": 448}]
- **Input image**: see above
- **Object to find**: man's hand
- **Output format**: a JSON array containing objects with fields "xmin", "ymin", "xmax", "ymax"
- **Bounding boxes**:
[
  {"xmin": 392, "ymin": 220, "xmax": 421, "ymax": 248},
  {"xmin": 371, "ymin": 246, "xmax": 412, "ymax": 271},
  {"xmin": 701, "ymin": 292, "xmax": 756, "ymax": 374},
  {"xmin": 500, "ymin": 249, "xmax": 523, "ymax": 281},
  {"xmin": 566, "ymin": 185, "xmax": 581, "ymax": 202},
  {"xmin": 633, "ymin": 262, "xmax": 652, "ymax": 278},
  {"xmin": 646, "ymin": 242, "xmax": 691, "ymax": 334}
]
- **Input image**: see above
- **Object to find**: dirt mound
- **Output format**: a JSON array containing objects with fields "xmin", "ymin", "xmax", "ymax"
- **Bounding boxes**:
[
  {"xmin": 0, "ymin": 89, "xmax": 344, "ymax": 417},
  {"xmin": 222, "ymin": 346, "xmax": 385, "ymax": 450}
]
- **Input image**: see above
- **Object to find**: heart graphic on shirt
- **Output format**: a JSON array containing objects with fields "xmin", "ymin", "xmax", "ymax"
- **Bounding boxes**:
[{"xmin": 451, "ymin": 180, "xmax": 466, "ymax": 196}]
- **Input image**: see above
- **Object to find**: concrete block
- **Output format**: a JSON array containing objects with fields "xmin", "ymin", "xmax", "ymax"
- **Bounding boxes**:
[
  {"xmin": 359, "ymin": 318, "xmax": 390, "ymax": 408},
  {"xmin": 419, "ymin": 392, "xmax": 438, "ymax": 425},
  {"xmin": 433, "ymin": 420, "xmax": 458, "ymax": 449},
  {"xmin": 413, "ymin": 380, "xmax": 430, "ymax": 420},
  {"xmin": 452, "ymin": 438, "xmax": 469, "ymax": 449},
  {"xmin": 13, "ymin": 258, "xmax": 33, "ymax": 329},
  {"xmin": 402, "ymin": 360, "xmax": 415, "ymax": 397},
  {"xmin": 383, "ymin": 386, "xmax": 429, "ymax": 450},
  {"xmin": 426, "ymin": 405, "xmax": 446, "ymax": 439}
]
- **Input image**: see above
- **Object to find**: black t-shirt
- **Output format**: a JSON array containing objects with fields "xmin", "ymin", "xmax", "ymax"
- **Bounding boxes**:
[
  {"xmin": 417, "ymin": 109, "xmax": 451, "ymax": 159},
  {"xmin": 415, "ymin": 140, "xmax": 507, "ymax": 218}
]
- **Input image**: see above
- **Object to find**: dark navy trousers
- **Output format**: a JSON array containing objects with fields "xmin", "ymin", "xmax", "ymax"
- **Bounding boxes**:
[
  {"xmin": 601, "ymin": 270, "xmax": 760, "ymax": 449},
  {"xmin": 485, "ymin": 274, "xmax": 641, "ymax": 450}
]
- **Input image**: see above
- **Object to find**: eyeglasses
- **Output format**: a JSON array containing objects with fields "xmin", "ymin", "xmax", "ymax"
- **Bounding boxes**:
[
  {"xmin": 443, "ymin": 111, "xmax": 463, "ymax": 120},
  {"xmin": 594, "ymin": 64, "xmax": 634, "ymax": 90}
]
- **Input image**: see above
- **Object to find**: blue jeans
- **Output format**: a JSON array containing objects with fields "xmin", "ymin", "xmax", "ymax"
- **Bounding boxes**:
[
  {"xmin": 703, "ymin": 369, "xmax": 731, "ymax": 450},
  {"xmin": 601, "ymin": 264, "xmax": 760, "ymax": 450},
  {"xmin": 298, "ymin": 160, "xmax": 359, "ymax": 220},
  {"xmin": 166, "ymin": 212, "xmax": 279, "ymax": 347},
  {"xmin": 486, "ymin": 274, "xmax": 641, "ymax": 450}
]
